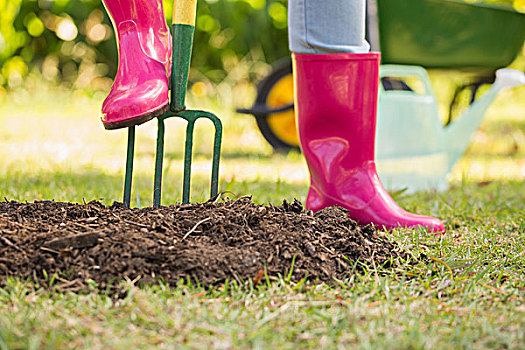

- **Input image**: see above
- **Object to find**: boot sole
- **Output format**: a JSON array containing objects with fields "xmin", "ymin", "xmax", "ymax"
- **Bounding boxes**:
[{"xmin": 103, "ymin": 103, "xmax": 170, "ymax": 130}]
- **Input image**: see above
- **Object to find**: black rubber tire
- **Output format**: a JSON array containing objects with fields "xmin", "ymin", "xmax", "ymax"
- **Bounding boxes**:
[{"xmin": 253, "ymin": 58, "xmax": 299, "ymax": 153}]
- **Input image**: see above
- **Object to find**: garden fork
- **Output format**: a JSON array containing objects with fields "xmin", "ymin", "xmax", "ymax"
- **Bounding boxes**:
[{"xmin": 122, "ymin": 0, "xmax": 222, "ymax": 209}]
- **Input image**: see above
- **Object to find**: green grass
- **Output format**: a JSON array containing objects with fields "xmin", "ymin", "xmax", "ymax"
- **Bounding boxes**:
[{"xmin": 0, "ymin": 81, "xmax": 524, "ymax": 349}]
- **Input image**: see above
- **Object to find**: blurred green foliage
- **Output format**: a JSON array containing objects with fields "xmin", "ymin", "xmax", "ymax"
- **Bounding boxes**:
[
  {"xmin": 0, "ymin": 0, "xmax": 522, "ymax": 93},
  {"xmin": 0, "ymin": 0, "xmax": 289, "ymax": 93},
  {"xmin": 0, "ymin": 0, "xmax": 116, "ymax": 91}
]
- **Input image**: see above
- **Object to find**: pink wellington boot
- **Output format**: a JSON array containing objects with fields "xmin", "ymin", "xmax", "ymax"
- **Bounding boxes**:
[
  {"xmin": 101, "ymin": 0, "xmax": 172, "ymax": 130},
  {"xmin": 293, "ymin": 52, "xmax": 445, "ymax": 232}
]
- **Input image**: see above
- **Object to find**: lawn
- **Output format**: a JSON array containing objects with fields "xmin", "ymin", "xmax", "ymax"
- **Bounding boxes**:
[{"xmin": 0, "ymin": 78, "xmax": 524, "ymax": 349}]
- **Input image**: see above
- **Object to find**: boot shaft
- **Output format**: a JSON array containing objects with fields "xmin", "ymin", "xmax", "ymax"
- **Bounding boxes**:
[
  {"xmin": 293, "ymin": 52, "xmax": 381, "ymax": 168},
  {"xmin": 102, "ymin": 0, "xmax": 170, "ymax": 64}
]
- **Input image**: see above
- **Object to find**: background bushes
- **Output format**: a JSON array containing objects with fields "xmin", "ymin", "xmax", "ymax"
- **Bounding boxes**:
[
  {"xmin": 0, "ymin": 0, "xmax": 289, "ymax": 92},
  {"xmin": 0, "ymin": 0, "xmax": 521, "ymax": 92}
]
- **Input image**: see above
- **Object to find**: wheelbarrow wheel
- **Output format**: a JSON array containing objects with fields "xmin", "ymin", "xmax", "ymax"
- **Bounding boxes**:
[{"xmin": 253, "ymin": 58, "xmax": 300, "ymax": 153}]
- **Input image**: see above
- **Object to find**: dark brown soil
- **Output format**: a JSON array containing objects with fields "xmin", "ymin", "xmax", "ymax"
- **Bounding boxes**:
[{"xmin": 0, "ymin": 198, "xmax": 406, "ymax": 293}]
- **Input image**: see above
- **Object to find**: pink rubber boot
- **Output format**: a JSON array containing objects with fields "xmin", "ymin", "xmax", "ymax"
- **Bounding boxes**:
[
  {"xmin": 293, "ymin": 52, "xmax": 445, "ymax": 232},
  {"xmin": 101, "ymin": 0, "xmax": 171, "ymax": 130}
]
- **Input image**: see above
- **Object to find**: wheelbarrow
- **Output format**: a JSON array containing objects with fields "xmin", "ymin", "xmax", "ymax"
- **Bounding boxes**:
[{"xmin": 238, "ymin": 0, "xmax": 525, "ymax": 191}]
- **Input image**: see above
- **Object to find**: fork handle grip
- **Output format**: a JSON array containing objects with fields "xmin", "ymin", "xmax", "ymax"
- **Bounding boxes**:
[{"xmin": 173, "ymin": 0, "xmax": 197, "ymax": 26}]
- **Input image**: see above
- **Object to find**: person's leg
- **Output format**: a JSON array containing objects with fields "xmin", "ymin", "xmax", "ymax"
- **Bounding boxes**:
[
  {"xmin": 288, "ymin": 0, "xmax": 369, "ymax": 54},
  {"xmin": 288, "ymin": 0, "xmax": 444, "ymax": 231},
  {"xmin": 101, "ymin": 0, "xmax": 171, "ymax": 130}
]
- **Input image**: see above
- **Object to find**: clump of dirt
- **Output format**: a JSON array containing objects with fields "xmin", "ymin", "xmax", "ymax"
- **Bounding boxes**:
[{"xmin": 0, "ymin": 198, "xmax": 407, "ymax": 293}]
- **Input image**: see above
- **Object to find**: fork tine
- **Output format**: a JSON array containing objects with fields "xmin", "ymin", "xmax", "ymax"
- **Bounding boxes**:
[{"xmin": 123, "ymin": 126, "xmax": 135, "ymax": 209}]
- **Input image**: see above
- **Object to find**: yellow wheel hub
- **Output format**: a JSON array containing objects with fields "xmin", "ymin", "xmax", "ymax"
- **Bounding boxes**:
[{"xmin": 266, "ymin": 74, "xmax": 299, "ymax": 147}]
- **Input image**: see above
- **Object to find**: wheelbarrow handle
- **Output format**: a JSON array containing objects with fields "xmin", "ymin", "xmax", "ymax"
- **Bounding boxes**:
[{"xmin": 236, "ymin": 103, "xmax": 295, "ymax": 116}]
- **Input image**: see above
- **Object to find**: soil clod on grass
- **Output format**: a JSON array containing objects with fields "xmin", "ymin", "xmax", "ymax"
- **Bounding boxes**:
[{"xmin": 0, "ymin": 198, "xmax": 407, "ymax": 293}]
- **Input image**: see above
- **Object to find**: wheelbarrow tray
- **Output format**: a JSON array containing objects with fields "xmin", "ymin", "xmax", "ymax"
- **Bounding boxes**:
[{"xmin": 377, "ymin": 0, "xmax": 525, "ymax": 71}]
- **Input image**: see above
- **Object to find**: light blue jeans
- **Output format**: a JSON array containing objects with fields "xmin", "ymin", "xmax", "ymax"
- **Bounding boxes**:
[{"xmin": 288, "ymin": 0, "xmax": 370, "ymax": 54}]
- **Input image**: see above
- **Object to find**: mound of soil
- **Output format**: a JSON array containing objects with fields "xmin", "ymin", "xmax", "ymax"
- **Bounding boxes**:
[{"xmin": 0, "ymin": 198, "xmax": 406, "ymax": 292}]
